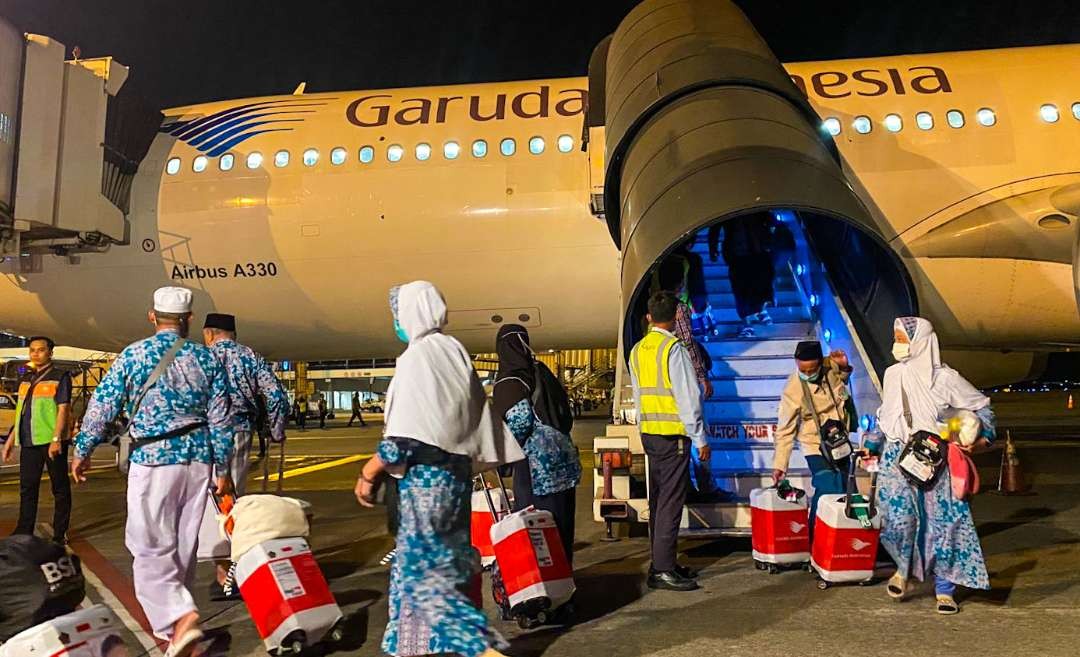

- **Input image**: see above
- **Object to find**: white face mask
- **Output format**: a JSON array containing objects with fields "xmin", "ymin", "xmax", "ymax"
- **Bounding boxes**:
[{"xmin": 892, "ymin": 342, "xmax": 911, "ymax": 362}]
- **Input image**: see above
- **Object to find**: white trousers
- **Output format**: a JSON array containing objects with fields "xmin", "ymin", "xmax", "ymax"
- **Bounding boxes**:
[
  {"xmin": 197, "ymin": 430, "xmax": 253, "ymax": 561},
  {"xmin": 125, "ymin": 462, "xmax": 211, "ymax": 639}
]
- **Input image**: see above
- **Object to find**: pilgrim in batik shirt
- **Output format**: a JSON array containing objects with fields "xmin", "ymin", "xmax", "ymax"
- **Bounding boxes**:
[{"xmin": 75, "ymin": 329, "xmax": 232, "ymax": 468}]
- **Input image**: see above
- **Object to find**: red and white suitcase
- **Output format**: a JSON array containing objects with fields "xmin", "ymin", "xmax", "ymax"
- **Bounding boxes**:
[
  {"xmin": 750, "ymin": 486, "xmax": 811, "ymax": 572},
  {"xmin": 0, "ymin": 605, "xmax": 128, "ymax": 657},
  {"xmin": 482, "ymin": 471, "xmax": 574, "ymax": 629},
  {"xmin": 235, "ymin": 537, "xmax": 345, "ymax": 655},
  {"xmin": 471, "ymin": 484, "xmax": 512, "ymax": 568},
  {"xmin": 811, "ymin": 469, "xmax": 882, "ymax": 588}
]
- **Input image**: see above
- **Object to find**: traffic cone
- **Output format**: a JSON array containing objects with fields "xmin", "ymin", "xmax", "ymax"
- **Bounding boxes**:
[{"xmin": 997, "ymin": 430, "xmax": 1031, "ymax": 495}]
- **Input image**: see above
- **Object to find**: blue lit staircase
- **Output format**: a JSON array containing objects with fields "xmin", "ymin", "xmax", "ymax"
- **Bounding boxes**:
[{"xmin": 677, "ymin": 212, "xmax": 882, "ymax": 534}]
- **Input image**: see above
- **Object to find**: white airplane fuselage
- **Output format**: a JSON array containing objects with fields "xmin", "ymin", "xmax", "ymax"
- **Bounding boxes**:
[{"xmin": 1, "ymin": 45, "xmax": 1078, "ymax": 374}]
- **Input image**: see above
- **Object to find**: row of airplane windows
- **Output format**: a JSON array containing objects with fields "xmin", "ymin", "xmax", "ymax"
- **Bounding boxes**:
[
  {"xmin": 165, "ymin": 133, "xmax": 578, "ymax": 175},
  {"xmin": 825, "ymin": 102, "xmax": 1080, "ymax": 136}
]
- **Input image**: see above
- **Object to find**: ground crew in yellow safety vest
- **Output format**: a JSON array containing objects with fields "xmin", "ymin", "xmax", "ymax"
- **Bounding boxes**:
[{"xmin": 629, "ymin": 291, "xmax": 708, "ymax": 592}]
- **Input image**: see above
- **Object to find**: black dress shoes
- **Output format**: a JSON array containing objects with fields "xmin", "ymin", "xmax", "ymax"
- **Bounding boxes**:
[{"xmin": 647, "ymin": 570, "xmax": 700, "ymax": 591}]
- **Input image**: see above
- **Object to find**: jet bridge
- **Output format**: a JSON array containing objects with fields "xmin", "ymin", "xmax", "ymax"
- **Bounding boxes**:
[
  {"xmin": 587, "ymin": 0, "xmax": 919, "ymax": 534},
  {"xmin": 0, "ymin": 18, "xmax": 159, "ymax": 265}
]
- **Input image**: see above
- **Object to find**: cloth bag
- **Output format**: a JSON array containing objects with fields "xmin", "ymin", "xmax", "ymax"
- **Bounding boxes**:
[
  {"xmin": 227, "ymin": 495, "xmax": 311, "ymax": 561},
  {"xmin": 947, "ymin": 442, "xmax": 980, "ymax": 501}
]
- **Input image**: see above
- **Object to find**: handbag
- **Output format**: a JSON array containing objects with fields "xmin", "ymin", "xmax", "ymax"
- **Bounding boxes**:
[
  {"xmin": 896, "ymin": 389, "xmax": 948, "ymax": 489},
  {"xmin": 947, "ymin": 441, "xmax": 980, "ymax": 500},
  {"xmin": 799, "ymin": 376, "xmax": 852, "ymax": 469}
]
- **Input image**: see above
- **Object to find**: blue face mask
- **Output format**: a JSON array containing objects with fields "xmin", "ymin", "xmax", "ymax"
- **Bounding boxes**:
[{"xmin": 393, "ymin": 319, "xmax": 409, "ymax": 344}]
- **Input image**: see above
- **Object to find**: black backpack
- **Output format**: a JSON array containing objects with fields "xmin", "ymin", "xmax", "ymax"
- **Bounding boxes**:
[
  {"xmin": 532, "ymin": 361, "xmax": 574, "ymax": 435},
  {"xmin": 0, "ymin": 535, "xmax": 86, "ymax": 641}
]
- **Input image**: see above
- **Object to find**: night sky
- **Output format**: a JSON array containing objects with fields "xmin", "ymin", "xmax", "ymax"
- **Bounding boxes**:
[{"xmin": 0, "ymin": 0, "xmax": 1076, "ymax": 110}]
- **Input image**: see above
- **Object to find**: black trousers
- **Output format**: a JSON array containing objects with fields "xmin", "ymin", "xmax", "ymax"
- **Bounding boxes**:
[
  {"xmin": 511, "ymin": 460, "xmax": 577, "ymax": 566},
  {"xmin": 16, "ymin": 443, "xmax": 72, "ymax": 541},
  {"xmin": 727, "ymin": 254, "xmax": 775, "ymax": 320},
  {"xmin": 347, "ymin": 410, "xmax": 367, "ymax": 426},
  {"xmin": 642, "ymin": 434, "xmax": 690, "ymax": 572}
]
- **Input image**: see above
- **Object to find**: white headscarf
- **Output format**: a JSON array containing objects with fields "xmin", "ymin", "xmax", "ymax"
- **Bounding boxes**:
[
  {"xmin": 878, "ymin": 317, "xmax": 989, "ymax": 441},
  {"xmin": 383, "ymin": 281, "xmax": 524, "ymax": 472}
]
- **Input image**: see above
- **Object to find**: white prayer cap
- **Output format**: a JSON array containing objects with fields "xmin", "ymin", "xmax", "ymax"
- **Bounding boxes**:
[{"xmin": 153, "ymin": 286, "xmax": 193, "ymax": 314}]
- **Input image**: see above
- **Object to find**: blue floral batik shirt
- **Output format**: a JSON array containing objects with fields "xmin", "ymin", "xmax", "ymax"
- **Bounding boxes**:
[
  {"xmin": 74, "ymin": 329, "xmax": 232, "ymax": 467},
  {"xmin": 505, "ymin": 398, "xmax": 581, "ymax": 497},
  {"xmin": 209, "ymin": 339, "xmax": 289, "ymax": 440}
]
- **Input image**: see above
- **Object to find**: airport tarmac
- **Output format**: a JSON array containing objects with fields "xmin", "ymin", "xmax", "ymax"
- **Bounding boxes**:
[{"xmin": 1, "ymin": 395, "xmax": 1079, "ymax": 657}]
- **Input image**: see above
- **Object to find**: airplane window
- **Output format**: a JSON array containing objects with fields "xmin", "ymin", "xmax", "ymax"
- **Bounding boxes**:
[
  {"xmin": 444, "ymin": 141, "xmax": 461, "ymax": 159},
  {"xmin": 247, "ymin": 152, "xmax": 263, "ymax": 169},
  {"xmin": 976, "ymin": 108, "xmax": 997, "ymax": 127},
  {"xmin": 303, "ymin": 148, "xmax": 319, "ymax": 166},
  {"xmin": 192, "ymin": 155, "xmax": 208, "ymax": 172},
  {"xmin": 557, "ymin": 134, "xmax": 574, "ymax": 152},
  {"xmin": 274, "ymin": 150, "xmax": 290, "ymax": 168},
  {"xmin": 387, "ymin": 144, "xmax": 404, "ymax": 162},
  {"xmin": 1073, "ymin": 103, "xmax": 1080, "ymax": 120},
  {"xmin": 472, "ymin": 140, "xmax": 488, "ymax": 158},
  {"xmin": 359, "ymin": 146, "xmax": 375, "ymax": 163},
  {"xmin": 415, "ymin": 143, "xmax": 432, "ymax": 161},
  {"xmin": 219, "ymin": 153, "xmax": 235, "ymax": 171},
  {"xmin": 528, "ymin": 136, "xmax": 545, "ymax": 154},
  {"xmin": 884, "ymin": 114, "xmax": 903, "ymax": 133},
  {"xmin": 853, "ymin": 116, "xmax": 872, "ymax": 134},
  {"xmin": 165, "ymin": 157, "xmax": 181, "ymax": 175},
  {"xmin": 946, "ymin": 110, "xmax": 965, "ymax": 128},
  {"xmin": 331, "ymin": 147, "xmax": 347, "ymax": 165},
  {"xmin": 915, "ymin": 112, "xmax": 934, "ymax": 130},
  {"xmin": 1040, "ymin": 104, "xmax": 1059, "ymax": 123},
  {"xmin": 822, "ymin": 118, "xmax": 841, "ymax": 136},
  {"xmin": 500, "ymin": 138, "xmax": 516, "ymax": 156}
]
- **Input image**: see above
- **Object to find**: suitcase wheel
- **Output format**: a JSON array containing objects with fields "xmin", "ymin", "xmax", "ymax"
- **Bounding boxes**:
[
  {"xmin": 754, "ymin": 560, "xmax": 767, "ymax": 571},
  {"xmin": 276, "ymin": 630, "xmax": 307, "ymax": 655},
  {"xmin": 328, "ymin": 621, "xmax": 346, "ymax": 643},
  {"xmin": 517, "ymin": 612, "xmax": 546, "ymax": 630},
  {"xmin": 802, "ymin": 563, "xmax": 813, "ymax": 573},
  {"xmin": 817, "ymin": 579, "xmax": 829, "ymax": 590},
  {"xmin": 766, "ymin": 564, "xmax": 780, "ymax": 575}
]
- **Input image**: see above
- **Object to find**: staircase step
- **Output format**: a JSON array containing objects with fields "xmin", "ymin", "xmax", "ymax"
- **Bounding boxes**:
[
  {"xmin": 705, "ymin": 338, "xmax": 805, "ymax": 358},
  {"xmin": 704, "ymin": 289, "xmax": 802, "ymax": 309},
  {"xmin": 709, "ymin": 376, "xmax": 789, "ymax": 397},
  {"xmin": 707, "ymin": 358, "xmax": 794, "ymax": 377},
  {"xmin": 707, "ymin": 305, "xmax": 810, "ymax": 323},
  {"xmin": 704, "ymin": 398, "xmax": 782, "ymax": 421},
  {"xmin": 700, "ymin": 322, "xmax": 814, "ymax": 340},
  {"xmin": 703, "ymin": 278, "xmax": 795, "ymax": 294}
]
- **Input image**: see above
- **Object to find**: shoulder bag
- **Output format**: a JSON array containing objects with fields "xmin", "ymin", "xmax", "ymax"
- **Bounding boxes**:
[
  {"xmin": 896, "ymin": 388, "xmax": 948, "ymax": 489},
  {"xmin": 799, "ymin": 375, "xmax": 852, "ymax": 470}
]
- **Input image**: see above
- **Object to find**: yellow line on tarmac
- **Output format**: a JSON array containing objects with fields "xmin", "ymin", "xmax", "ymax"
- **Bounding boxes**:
[{"xmin": 257, "ymin": 453, "xmax": 373, "ymax": 482}]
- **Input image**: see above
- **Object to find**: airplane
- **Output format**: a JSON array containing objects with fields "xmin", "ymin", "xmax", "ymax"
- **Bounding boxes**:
[{"xmin": 0, "ymin": 33, "xmax": 1077, "ymax": 388}]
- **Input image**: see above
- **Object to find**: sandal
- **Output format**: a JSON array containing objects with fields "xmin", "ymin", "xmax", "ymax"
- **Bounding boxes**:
[
  {"xmin": 886, "ymin": 573, "xmax": 910, "ymax": 601},
  {"xmin": 164, "ymin": 628, "xmax": 205, "ymax": 657},
  {"xmin": 936, "ymin": 594, "xmax": 960, "ymax": 615}
]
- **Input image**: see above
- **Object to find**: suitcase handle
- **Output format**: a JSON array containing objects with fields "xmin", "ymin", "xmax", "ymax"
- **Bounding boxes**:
[
  {"xmin": 843, "ymin": 437, "xmax": 879, "ymax": 520},
  {"xmin": 261, "ymin": 439, "xmax": 286, "ymax": 494},
  {"xmin": 475, "ymin": 470, "xmax": 512, "ymax": 521}
]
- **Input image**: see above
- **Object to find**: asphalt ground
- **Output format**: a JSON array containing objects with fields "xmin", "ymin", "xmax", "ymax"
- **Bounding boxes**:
[{"xmin": 0, "ymin": 394, "xmax": 1078, "ymax": 657}]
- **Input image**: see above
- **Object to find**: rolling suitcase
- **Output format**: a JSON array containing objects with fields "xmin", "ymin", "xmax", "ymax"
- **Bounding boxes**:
[
  {"xmin": 750, "ymin": 483, "xmax": 811, "ymax": 573},
  {"xmin": 0, "ymin": 604, "xmax": 127, "ymax": 657},
  {"xmin": 212, "ymin": 442, "xmax": 345, "ymax": 656},
  {"xmin": 811, "ymin": 461, "xmax": 881, "ymax": 589},
  {"xmin": 235, "ymin": 537, "xmax": 345, "ymax": 655},
  {"xmin": 481, "ymin": 471, "xmax": 575, "ymax": 629}
]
